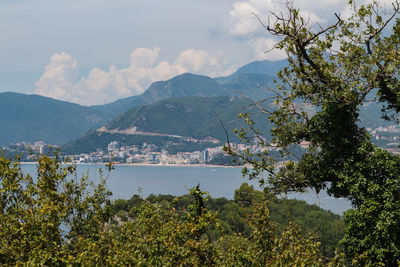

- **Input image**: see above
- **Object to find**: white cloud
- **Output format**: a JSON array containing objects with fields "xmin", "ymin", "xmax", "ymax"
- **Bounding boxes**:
[
  {"xmin": 340, "ymin": 0, "xmax": 397, "ymax": 20},
  {"xmin": 35, "ymin": 48, "xmax": 233, "ymax": 106},
  {"xmin": 248, "ymin": 37, "xmax": 287, "ymax": 61},
  {"xmin": 228, "ymin": 0, "xmax": 395, "ymax": 37},
  {"xmin": 226, "ymin": 0, "xmax": 357, "ymax": 62},
  {"xmin": 35, "ymin": 52, "xmax": 79, "ymax": 102},
  {"xmin": 129, "ymin": 47, "xmax": 160, "ymax": 68},
  {"xmin": 228, "ymin": 0, "xmax": 344, "ymax": 37},
  {"xmin": 295, "ymin": 0, "xmax": 346, "ymax": 12},
  {"xmin": 228, "ymin": 0, "xmax": 263, "ymax": 36}
]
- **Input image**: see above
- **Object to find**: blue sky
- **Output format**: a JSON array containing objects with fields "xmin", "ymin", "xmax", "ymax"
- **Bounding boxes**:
[{"xmin": 0, "ymin": 0, "xmax": 378, "ymax": 105}]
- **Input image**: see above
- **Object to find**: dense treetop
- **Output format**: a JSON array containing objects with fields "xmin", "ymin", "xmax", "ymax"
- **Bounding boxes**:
[{"xmin": 231, "ymin": 1, "xmax": 400, "ymax": 265}]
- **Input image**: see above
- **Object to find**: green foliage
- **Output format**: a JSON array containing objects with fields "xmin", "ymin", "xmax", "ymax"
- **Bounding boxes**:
[
  {"xmin": 115, "ymin": 183, "xmax": 345, "ymax": 259},
  {"xmin": 232, "ymin": 1, "xmax": 400, "ymax": 265},
  {"xmin": 234, "ymin": 182, "xmax": 263, "ymax": 207},
  {"xmin": 220, "ymin": 201, "xmax": 337, "ymax": 266},
  {"xmin": 0, "ymin": 153, "xmax": 113, "ymax": 265},
  {"xmin": 110, "ymin": 202, "xmax": 220, "ymax": 265},
  {"xmin": 113, "ymin": 190, "xmax": 335, "ymax": 266},
  {"xmin": 268, "ymin": 198, "xmax": 345, "ymax": 258},
  {"xmin": 266, "ymin": 222, "xmax": 325, "ymax": 266},
  {"xmin": 0, "ymin": 152, "xmax": 345, "ymax": 265},
  {"xmin": 339, "ymin": 145, "xmax": 400, "ymax": 265}
]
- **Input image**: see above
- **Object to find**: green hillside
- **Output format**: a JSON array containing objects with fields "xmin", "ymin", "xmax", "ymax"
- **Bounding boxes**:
[
  {"xmin": 0, "ymin": 92, "xmax": 110, "ymax": 146},
  {"xmin": 1, "ymin": 60, "xmax": 394, "ymax": 150},
  {"xmin": 64, "ymin": 91, "xmax": 395, "ymax": 155},
  {"xmin": 92, "ymin": 69, "xmax": 279, "ymax": 117},
  {"xmin": 220, "ymin": 73, "xmax": 276, "ymax": 100},
  {"xmin": 92, "ymin": 73, "xmax": 230, "ymax": 117},
  {"xmin": 0, "ymin": 61, "xmax": 302, "ymax": 147},
  {"xmin": 63, "ymin": 96, "xmax": 273, "ymax": 154},
  {"xmin": 105, "ymin": 96, "xmax": 272, "ymax": 140}
]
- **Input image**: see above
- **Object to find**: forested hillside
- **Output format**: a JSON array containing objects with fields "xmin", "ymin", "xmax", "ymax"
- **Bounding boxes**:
[
  {"xmin": 0, "ymin": 92, "xmax": 109, "ymax": 146},
  {"xmin": 0, "ymin": 60, "xmax": 394, "ymax": 149},
  {"xmin": 92, "ymin": 73, "xmax": 231, "ymax": 117},
  {"xmin": 114, "ymin": 183, "xmax": 345, "ymax": 258},
  {"xmin": 63, "ymin": 96, "xmax": 273, "ymax": 154}
]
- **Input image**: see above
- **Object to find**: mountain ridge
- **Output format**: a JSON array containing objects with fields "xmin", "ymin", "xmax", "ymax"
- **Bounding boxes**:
[
  {"xmin": 1, "ymin": 60, "xmax": 284, "ymax": 146},
  {"xmin": 91, "ymin": 60, "xmax": 288, "ymax": 116},
  {"xmin": 91, "ymin": 73, "xmax": 230, "ymax": 117},
  {"xmin": 2, "ymin": 59, "xmax": 392, "ymax": 150},
  {"xmin": 62, "ymin": 96, "xmax": 273, "ymax": 154},
  {"xmin": 0, "ymin": 92, "xmax": 110, "ymax": 146}
]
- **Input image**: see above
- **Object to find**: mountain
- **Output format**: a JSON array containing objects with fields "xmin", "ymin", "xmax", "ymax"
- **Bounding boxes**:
[
  {"xmin": 234, "ymin": 59, "xmax": 288, "ymax": 76},
  {"xmin": 63, "ymin": 96, "xmax": 273, "ymax": 154},
  {"xmin": 214, "ymin": 60, "xmax": 287, "ymax": 101},
  {"xmin": 92, "ymin": 73, "xmax": 230, "ymax": 117},
  {"xmin": 92, "ymin": 61, "xmax": 287, "ymax": 117},
  {"xmin": 2, "ymin": 59, "xmax": 393, "ymax": 151},
  {"xmin": 0, "ymin": 60, "xmax": 290, "ymax": 147},
  {"xmin": 220, "ymin": 73, "xmax": 276, "ymax": 100},
  {"xmin": 0, "ymin": 92, "xmax": 110, "ymax": 146}
]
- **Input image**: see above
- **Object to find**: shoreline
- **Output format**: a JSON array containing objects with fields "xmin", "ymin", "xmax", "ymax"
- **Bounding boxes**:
[
  {"xmin": 119, "ymin": 163, "xmax": 237, "ymax": 168},
  {"xmin": 19, "ymin": 162, "xmax": 238, "ymax": 168}
]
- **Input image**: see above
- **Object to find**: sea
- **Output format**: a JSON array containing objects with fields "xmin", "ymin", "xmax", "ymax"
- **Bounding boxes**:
[{"xmin": 21, "ymin": 163, "xmax": 352, "ymax": 215}]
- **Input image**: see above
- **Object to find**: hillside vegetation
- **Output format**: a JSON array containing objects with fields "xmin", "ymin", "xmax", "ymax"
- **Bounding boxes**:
[
  {"xmin": 1, "ymin": 60, "xmax": 393, "ymax": 149},
  {"xmin": 0, "ymin": 92, "xmax": 109, "ymax": 146},
  {"xmin": 63, "ymin": 96, "xmax": 273, "ymax": 154},
  {"xmin": 92, "ymin": 73, "xmax": 231, "ymax": 117},
  {"xmin": 0, "ymin": 154, "xmax": 346, "ymax": 265}
]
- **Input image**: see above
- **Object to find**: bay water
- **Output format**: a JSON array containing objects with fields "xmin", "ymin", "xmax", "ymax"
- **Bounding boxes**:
[{"xmin": 21, "ymin": 163, "xmax": 351, "ymax": 214}]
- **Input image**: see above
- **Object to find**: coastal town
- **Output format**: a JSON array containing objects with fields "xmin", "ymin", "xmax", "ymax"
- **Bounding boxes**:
[
  {"xmin": 66, "ymin": 141, "xmax": 226, "ymax": 165},
  {"xmin": 4, "ymin": 140, "xmax": 252, "ymax": 165},
  {"xmin": 4, "ymin": 124, "xmax": 400, "ymax": 165}
]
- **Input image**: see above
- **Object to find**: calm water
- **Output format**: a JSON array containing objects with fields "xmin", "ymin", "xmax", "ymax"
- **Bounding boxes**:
[{"xmin": 21, "ymin": 164, "xmax": 351, "ymax": 214}]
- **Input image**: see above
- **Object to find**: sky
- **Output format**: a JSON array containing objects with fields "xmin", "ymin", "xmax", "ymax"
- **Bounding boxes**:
[{"xmin": 0, "ymin": 0, "xmax": 390, "ymax": 106}]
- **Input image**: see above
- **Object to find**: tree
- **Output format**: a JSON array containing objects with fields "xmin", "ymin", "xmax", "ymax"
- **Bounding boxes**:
[
  {"xmin": 0, "ymin": 154, "xmax": 114, "ymax": 265},
  {"xmin": 234, "ymin": 182, "xmax": 263, "ymax": 207},
  {"xmin": 0, "ymin": 156, "xmax": 221, "ymax": 266},
  {"xmin": 0, "ymin": 152, "xmax": 343, "ymax": 265},
  {"xmin": 220, "ymin": 200, "xmax": 337, "ymax": 266},
  {"xmin": 109, "ymin": 186, "xmax": 221, "ymax": 266},
  {"xmin": 230, "ymin": 1, "xmax": 400, "ymax": 265}
]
